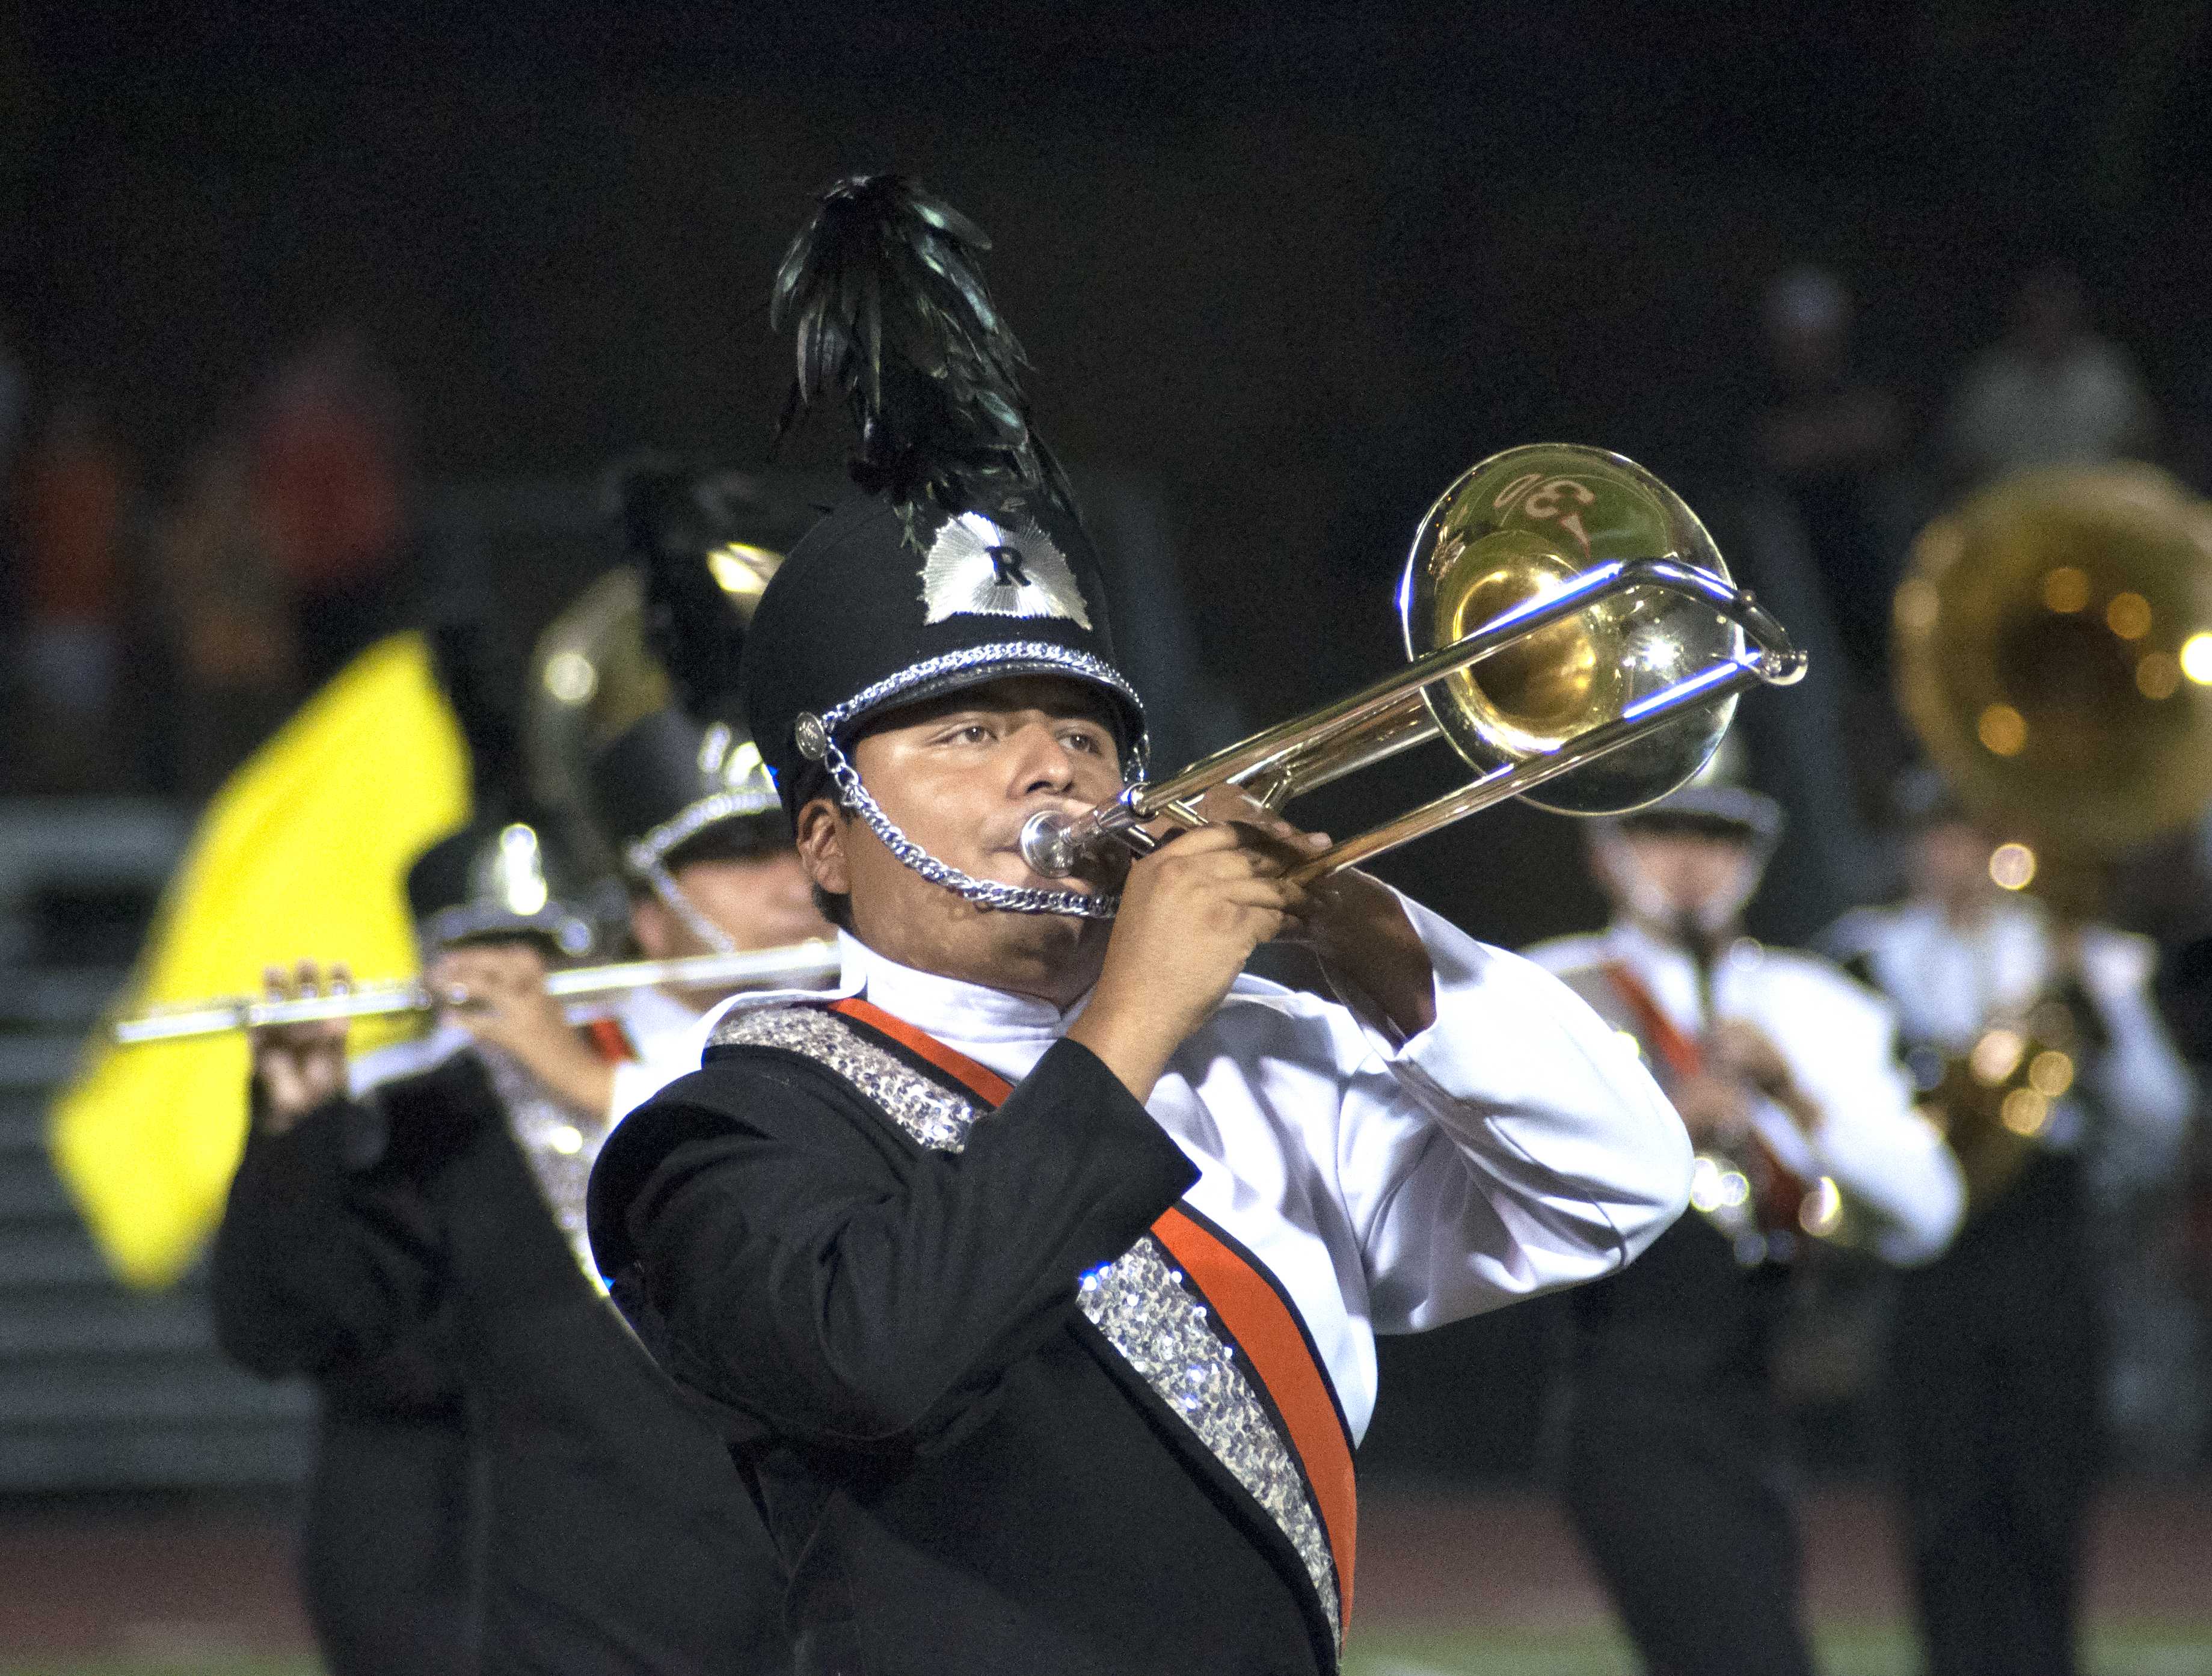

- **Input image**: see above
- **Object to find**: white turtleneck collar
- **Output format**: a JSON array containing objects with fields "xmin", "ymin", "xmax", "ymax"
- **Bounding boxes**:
[
  {"xmin": 684, "ymin": 929, "xmax": 1094, "ymax": 1077},
  {"xmin": 853, "ymin": 932, "xmax": 1090, "ymax": 1048}
]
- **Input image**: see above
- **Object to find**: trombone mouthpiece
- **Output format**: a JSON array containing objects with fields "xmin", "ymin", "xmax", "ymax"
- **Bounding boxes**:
[{"xmin": 1019, "ymin": 809, "xmax": 1084, "ymax": 877}]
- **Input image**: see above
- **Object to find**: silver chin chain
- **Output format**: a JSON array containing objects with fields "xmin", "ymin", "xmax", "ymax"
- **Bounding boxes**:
[
  {"xmin": 816, "ymin": 733, "xmax": 1120, "ymax": 919},
  {"xmin": 630, "ymin": 853, "xmax": 740, "ymax": 954}
]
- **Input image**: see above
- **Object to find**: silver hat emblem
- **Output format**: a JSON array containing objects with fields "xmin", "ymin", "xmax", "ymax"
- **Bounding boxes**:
[{"xmin": 919, "ymin": 512, "xmax": 1093, "ymax": 629}]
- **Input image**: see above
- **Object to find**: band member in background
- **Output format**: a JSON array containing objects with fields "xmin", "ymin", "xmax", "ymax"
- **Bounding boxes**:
[
  {"xmin": 433, "ymin": 458, "xmax": 827, "ymax": 1128},
  {"xmin": 587, "ymin": 174, "xmax": 1694, "ymax": 1676},
  {"xmin": 425, "ymin": 708, "xmax": 823, "ymax": 1137},
  {"xmin": 1824, "ymin": 771, "xmax": 2194, "ymax": 1676},
  {"xmin": 214, "ymin": 802, "xmax": 802, "ymax": 1676},
  {"xmin": 1529, "ymin": 782, "xmax": 1965, "ymax": 1676}
]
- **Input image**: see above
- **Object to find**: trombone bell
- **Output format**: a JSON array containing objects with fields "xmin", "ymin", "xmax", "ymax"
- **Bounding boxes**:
[
  {"xmin": 1410, "ymin": 444, "xmax": 1750, "ymax": 815},
  {"xmin": 1019, "ymin": 444, "xmax": 1804, "ymax": 883}
]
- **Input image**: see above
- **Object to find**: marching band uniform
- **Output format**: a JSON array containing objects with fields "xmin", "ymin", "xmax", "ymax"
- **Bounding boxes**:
[
  {"xmin": 1529, "ymin": 788, "xmax": 1964, "ymax": 1676},
  {"xmin": 588, "ymin": 176, "xmax": 1695, "ymax": 1676},
  {"xmin": 1826, "ymin": 872, "xmax": 2193, "ymax": 1676},
  {"xmin": 214, "ymin": 474, "xmax": 813, "ymax": 1673},
  {"xmin": 210, "ymin": 1046, "xmax": 476, "ymax": 1675},
  {"xmin": 215, "ymin": 810, "xmax": 794, "ymax": 1676}
]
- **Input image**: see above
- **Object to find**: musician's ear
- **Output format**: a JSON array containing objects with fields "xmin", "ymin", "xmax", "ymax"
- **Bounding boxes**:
[{"xmin": 794, "ymin": 796, "xmax": 852, "ymax": 897}]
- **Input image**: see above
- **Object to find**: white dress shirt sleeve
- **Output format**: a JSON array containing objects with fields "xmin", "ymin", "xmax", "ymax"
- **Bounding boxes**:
[
  {"xmin": 2078, "ymin": 928, "xmax": 2196, "ymax": 1180},
  {"xmin": 1332, "ymin": 894, "xmax": 1694, "ymax": 1334},
  {"xmin": 1769, "ymin": 966, "xmax": 1964, "ymax": 1266}
]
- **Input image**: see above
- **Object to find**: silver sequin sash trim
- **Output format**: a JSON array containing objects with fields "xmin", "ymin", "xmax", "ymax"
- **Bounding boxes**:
[
  {"xmin": 482, "ymin": 1046, "xmax": 615, "ymax": 1291},
  {"xmin": 707, "ymin": 1004, "xmax": 1343, "ymax": 1644}
]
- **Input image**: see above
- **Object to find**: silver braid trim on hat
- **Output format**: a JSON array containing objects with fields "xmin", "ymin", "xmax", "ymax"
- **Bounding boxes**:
[
  {"xmin": 820, "ymin": 642, "xmax": 1147, "ymax": 769},
  {"xmin": 803, "ymin": 640, "xmax": 1147, "ymax": 921},
  {"xmin": 626, "ymin": 789, "xmax": 785, "ymax": 873}
]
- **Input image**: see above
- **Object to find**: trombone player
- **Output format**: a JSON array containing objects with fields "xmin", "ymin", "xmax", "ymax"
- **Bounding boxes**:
[
  {"xmin": 1528, "ymin": 779, "xmax": 1964, "ymax": 1676},
  {"xmin": 587, "ymin": 174, "xmax": 1701, "ymax": 1676}
]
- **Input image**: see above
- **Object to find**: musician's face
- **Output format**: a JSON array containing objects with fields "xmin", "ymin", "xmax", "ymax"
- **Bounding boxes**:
[
  {"xmin": 1912, "ymin": 819, "xmax": 1995, "ymax": 911},
  {"xmin": 794, "ymin": 676, "xmax": 1127, "ymax": 1007},
  {"xmin": 1595, "ymin": 828, "xmax": 1759, "ymax": 928},
  {"xmin": 630, "ymin": 850, "xmax": 829, "ymax": 961}
]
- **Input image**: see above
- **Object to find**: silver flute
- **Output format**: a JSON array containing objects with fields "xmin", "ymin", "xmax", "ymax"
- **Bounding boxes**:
[{"xmin": 108, "ymin": 938, "xmax": 844, "ymax": 1045}]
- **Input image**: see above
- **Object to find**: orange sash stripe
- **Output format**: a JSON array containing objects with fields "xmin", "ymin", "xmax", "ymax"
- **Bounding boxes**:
[
  {"xmin": 585, "ymin": 1017, "xmax": 637, "ymax": 1064},
  {"xmin": 1149, "ymin": 1206, "xmax": 1358, "ymax": 1621},
  {"xmin": 829, "ymin": 994, "xmax": 1357, "ymax": 1621},
  {"xmin": 1602, "ymin": 961, "xmax": 1701, "ymax": 1078},
  {"xmin": 1603, "ymin": 960, "xmax": 1809, "ymax": 1224},
  {"xmin": 829, "ymin": 997, "xmax": 1014, "ymax": 1104}
]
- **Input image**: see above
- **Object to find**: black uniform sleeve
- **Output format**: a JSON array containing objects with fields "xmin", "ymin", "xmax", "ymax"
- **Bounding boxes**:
[
  {"xmin": 207, "ymin": 1054, "xmax": 494, "ymax": 1383},
  {"xmin": 596, "ymin": 1036, "xmax": 1196, "ymax": 1455},
  {"xmin": 207, "ymin": 1088, "xmax": 437, "ymax": 1380}
]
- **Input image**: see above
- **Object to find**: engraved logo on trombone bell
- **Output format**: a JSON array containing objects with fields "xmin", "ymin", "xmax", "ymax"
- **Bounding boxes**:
[{"xmin": 919, "ymin": 512, "xmax": 1093, "ymax": 629}]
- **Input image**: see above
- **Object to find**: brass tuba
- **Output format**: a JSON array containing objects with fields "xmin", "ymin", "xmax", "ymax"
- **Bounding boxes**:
[{"xmin": 1893, "ymin": 463, "xmax": 2212, "ymax": 1202}]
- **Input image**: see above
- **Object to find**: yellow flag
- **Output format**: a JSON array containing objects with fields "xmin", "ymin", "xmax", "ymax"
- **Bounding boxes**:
[{"xmin": 48, "ymin": 633, "xmax": 470, "ymax": 1289}]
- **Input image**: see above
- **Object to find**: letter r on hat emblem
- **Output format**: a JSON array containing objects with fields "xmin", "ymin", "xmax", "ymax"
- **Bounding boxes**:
[{"xmin": 920, "ymin": 513, "xmax": 1092, "ymax": 629}]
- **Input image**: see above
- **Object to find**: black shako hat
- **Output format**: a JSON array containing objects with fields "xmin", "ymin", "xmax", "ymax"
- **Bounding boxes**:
[
  {"xmin": 738, "ymin": 174, "xmax": 1147, "ymax": 918},
  {"xmin": 588, "ymin": 706, "xmax": 786, "ymax": 874},
  {"xmin": 413, "ymin": 619, "xmax": 600, "ymax": 956},
  {"xmin": 406, "ymin": 816, "xmax": 598, "ymax": 958},
  {"xmin": 742, "ymin": 488, "xmax": 1144, "ymax": 813}
]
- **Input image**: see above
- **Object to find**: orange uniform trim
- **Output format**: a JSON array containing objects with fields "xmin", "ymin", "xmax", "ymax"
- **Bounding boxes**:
[
  {"xmin": 1149, "ymin": 1205, "xmax": 1359, "ymax": 1621},
  {"xmin": 585, "ymin": 1017, "xmax": 637, "ymax": 1064},
  {"xmin": 828, "ymin": 993, "xmax": 1357, "ymax": 1624},
  {"xmin": 1603, "ymin": 959, "xmax": 1809, "ymax": 1226},
  {"xmin": 829, "ymin": 997, "xmax": 1014, "ymax": 1104},
  {"xmin": 1602, "ymin": 960, "xmax": 1701, "ymax": 1078}
]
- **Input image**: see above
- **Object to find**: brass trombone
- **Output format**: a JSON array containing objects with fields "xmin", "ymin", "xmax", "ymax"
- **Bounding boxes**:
[
  {"xmin": 1021, "ymin": 444, "xmax": 1807, "ymax": 882},
  {"xmin": 108, "ymin": 938, "xmax": 843, "ymax": 1046}
]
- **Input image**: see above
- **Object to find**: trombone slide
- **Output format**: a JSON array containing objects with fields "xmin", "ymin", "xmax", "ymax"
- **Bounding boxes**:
[{"xmin": 1019, "ymin": 557, "xmax": 1804, "ymax": 882}]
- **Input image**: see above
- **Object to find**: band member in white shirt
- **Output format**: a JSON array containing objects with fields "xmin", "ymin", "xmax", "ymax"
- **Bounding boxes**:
[
  {"xmin": 587, "ymin": 173, "xmax": 1696, "ymax": 1676},
  {"xmin": 1529, "ymin": 782, "xmax": 1964, "ymax": 1676},
  {"xmin": 1824, "ymin": 771, "xmax": 2193, "ymax": 1676}
]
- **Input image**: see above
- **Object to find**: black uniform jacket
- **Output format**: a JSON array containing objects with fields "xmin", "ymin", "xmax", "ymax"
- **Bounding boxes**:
[
  {"xmin": 212, "ymin": 1079, "xmax": 476, "ymax": 1676},
  {"xmin": 589, "ymin": 1030, "xmax": 1342, "ymax": 1676},
  {"xmin": 215, "ymin": 1051, "xmax": 790, "ymax": 1676}
]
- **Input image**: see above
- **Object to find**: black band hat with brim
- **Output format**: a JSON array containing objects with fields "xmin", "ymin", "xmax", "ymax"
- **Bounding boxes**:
[
  {"xmin": 407, "ymin": 817, "xmax": 598, "ymax": 959},
  {"xmin": 1887, "ymin": 761, "xmax": 1970, "ymax": 830},
  {"xmin": 587, "ymin": 707, "xmax": 790, "ymax": 876},
  {"xmin": 743, "ymin": 490, "xmax": 1145, "ymax": 813},
  {"xmin": 1604, "ymin": 782, "xmax": 1786, "ymax": 850},
  {"xmin": 737, "ymin": 174, "xmax": 1147, "ymax": 919}
]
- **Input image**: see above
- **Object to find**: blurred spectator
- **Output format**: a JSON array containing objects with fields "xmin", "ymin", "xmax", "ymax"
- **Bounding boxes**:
[
  {"xmin": 1753, "ymin": 266, "xmax": 1908, "ymax": 689},
  {"xmin": 14, "ymin": 391, "xmax": 131, "ymax": 791},
  {"xmin": 248, "ymin": 331, "xmax": 411, "ymax": 687},
  {"xmin": 158, "ymin": 435, "xmax": 299, "ymax": 797},
  {"xmin": 1947, "ymin": 262, "xmax": 2156, "ymax": 487}
]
